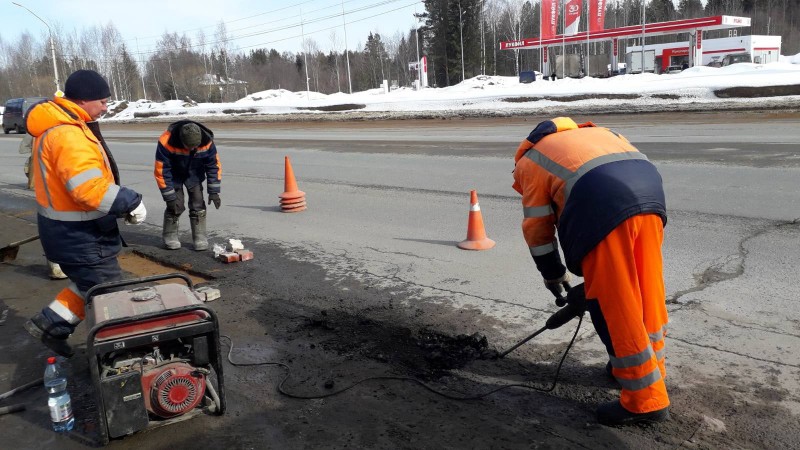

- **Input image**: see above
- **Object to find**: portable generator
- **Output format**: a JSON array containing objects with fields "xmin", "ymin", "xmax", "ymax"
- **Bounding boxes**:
[{"xmin": 84, "ymin": 273, "xmax": 226, "ymax": 445}]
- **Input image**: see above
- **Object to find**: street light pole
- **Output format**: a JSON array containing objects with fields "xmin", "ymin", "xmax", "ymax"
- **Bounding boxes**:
[{"xmin": 13, "ymin": 2, "xmax": 60, "ymax": 93}]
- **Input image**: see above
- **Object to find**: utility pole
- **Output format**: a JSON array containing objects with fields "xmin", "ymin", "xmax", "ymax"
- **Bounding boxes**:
[
  {"xmin": 13, "ymin": 2, "xmax": 60, "ymax": 94},
  {"xmin": 341, "ymin": 0, "xmax": 353, "ymax": 94},
  {"xmin": 301, "ymin": 9, "xmax": 310, "ymax": 101},
  {"xmin": 459, "ymin": 1, "xmax": 465, "ymax": 82},
  {"xmin": 413, "ymin": 11, "xmax": 422, "ymax": 89}
]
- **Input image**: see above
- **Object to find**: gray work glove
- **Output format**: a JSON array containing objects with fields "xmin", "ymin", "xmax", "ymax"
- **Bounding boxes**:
[
  {"xmin": 544, "ymin": 272, "xmax": 571, "ymax": 300},
  {"xmin": 166, "ymin": 199, "xmax": 180, "ymax": 215},
  {"xmin": 208, "ymin": 193, "xmax": 221, "ymax": 209}
]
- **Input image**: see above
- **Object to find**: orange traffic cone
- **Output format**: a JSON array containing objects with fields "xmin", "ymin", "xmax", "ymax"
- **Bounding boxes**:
[
  {"xmin": 457, "ymin": 190, "xmax": 495, "ymax": 250},
  {"xmin": 280, "ymin": 156, "xmax": 307, "ymax": 213}
]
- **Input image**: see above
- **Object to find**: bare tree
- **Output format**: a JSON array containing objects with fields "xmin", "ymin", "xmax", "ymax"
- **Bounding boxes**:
[{"xmin": 329, "ymin": 30, "xmax": 342, "ymax": 92}]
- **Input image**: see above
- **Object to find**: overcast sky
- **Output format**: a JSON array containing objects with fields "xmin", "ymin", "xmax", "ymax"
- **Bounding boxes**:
[{"xmin": 3, "ymin": 0, "xmax": 425, "ymax": 57}]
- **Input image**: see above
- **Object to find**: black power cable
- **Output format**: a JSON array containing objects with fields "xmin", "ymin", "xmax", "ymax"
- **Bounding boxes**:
[{"xmin": 219, "ymin": 315, "xmax": 583, "ymax": 401}]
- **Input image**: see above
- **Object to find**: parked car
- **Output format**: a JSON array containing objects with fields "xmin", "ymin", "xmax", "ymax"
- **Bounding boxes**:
[
  {"xmin": 663, "ymin": 66, "xmax": 684, "ymax": 74},
  {"xmin": 706, "ymin": 60, "xmax": 723, "ymax": 68},
  {"xmin": 3, "ymin": 97, "xmax": 48, "ymax": 134},
  {"xmin": 722, "ymin": 52, "xmax": 752, "ymax": 66}
]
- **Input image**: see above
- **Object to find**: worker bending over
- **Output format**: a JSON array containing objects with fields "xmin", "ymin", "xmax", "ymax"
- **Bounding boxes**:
[
  {"xmin": 154, "ymin": 120, "xmax": 221, "ymax": 251},
  {"xmin": 512, "ymin": 117, "xmax": 670, "ymax": 426}
]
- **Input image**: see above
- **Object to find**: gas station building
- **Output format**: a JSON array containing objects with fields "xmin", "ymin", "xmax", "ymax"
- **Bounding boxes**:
[{"xmin": 499, "ymin": 15, "xmax": 778, "ymax": 76}]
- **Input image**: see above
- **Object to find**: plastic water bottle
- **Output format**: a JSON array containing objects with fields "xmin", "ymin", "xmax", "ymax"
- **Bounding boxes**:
[{"xmin": 44, "ymin": 356, "xmax": 74, "ymax": 432}]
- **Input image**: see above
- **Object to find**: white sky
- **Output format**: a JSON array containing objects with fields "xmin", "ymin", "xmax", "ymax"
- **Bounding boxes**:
[
  {"xmin": 96, "ymin": 60, "xmax": 800, "ymax": 121},
  {"xmin": 3, "ymin": 0, "xmax": 425, "ymax": 56}
]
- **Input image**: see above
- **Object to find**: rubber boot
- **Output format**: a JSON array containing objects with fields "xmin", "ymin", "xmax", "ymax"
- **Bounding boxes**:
[
  {"xmin": 596, "ymin": 400, "xmax": 669, "ymax": 426},
  {"xmin": 163, "ymin": 211, "xmax": 181, "ymax": 250},
  {"xmin": 24, "ymin": 312, "xmax": 74, "ymax": 358},
  {"xmin": 190, "ymin": 210, "xmax": 208, "ymax": 251}
]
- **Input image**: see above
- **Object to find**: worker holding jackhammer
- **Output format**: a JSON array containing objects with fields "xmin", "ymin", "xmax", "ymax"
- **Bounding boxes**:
[
  {"xmin": 23, "ymin": 70, "xmax": 147, "ymax": 358},
  {"xmin": 154, "ymin": 120, "xmax": 221, "ymax": 251},
  {"xmin": 512, "ymin": 117, "xmax": 670, "ymax": 426}
]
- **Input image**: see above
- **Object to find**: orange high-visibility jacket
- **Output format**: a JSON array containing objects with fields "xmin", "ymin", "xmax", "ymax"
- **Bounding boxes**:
[
  {"xmin": 512, "ymin": 117, "xmax": 666, "ymax": 277},
  {"xmin": 26, "ymin": 97, "xmax": 141, "ymax": 264}
]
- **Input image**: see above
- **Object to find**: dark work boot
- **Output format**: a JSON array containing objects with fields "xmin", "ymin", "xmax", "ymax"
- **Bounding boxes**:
[
  {"xmin": 597, "ymin": 400, "xmax": 669, "ymax": 426},
  {"xmin": 163, "ymin": 211, "xmax": 181, "ymax": 250},
  {"xmin": 24, "ymin": 313, "xmax": 74, "ymax": 358},
  {"xmin": 189, "ymin": 210, "xmax": 208, "ymax": 251}
]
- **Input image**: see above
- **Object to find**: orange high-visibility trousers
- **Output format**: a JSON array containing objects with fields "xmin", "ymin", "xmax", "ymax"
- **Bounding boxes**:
[{"xmin": 582, "ymin": 213, "xmax": 669, "ymax": 414}]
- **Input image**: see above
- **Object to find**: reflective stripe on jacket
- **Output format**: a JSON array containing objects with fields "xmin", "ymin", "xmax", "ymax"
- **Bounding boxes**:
[
  {"xmin": 512, "ymin": 117, "xmax": 667, "ymax": 276},
  {"xmin": 154, "ymin": 120, "xmax": 221, "ymax": 202},
  {"xmin": 26, "ymin": 97, "xmax": 141, "ymax": 264}
]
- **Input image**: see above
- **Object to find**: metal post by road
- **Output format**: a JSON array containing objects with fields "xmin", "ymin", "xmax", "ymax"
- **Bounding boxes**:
[
  {"xmin": 13, "ymin": 2, "xmax": 60, "ymax": 93},
  {"xmin": 414, "ymin": 12, "xmax": 422, "ymax": 89},
  {"xmin": 341, "ymin": 0, "xmax": 353, "ymax": 94},
  {"xmin": 459, "ymin": 1, "xmax": 465, "ymax": 82},
  {"xmin": 641, "ymin": 0, "xmax": 646, "ymax": 73}
]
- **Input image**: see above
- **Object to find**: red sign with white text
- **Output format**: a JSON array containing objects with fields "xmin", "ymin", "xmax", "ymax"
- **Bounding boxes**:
[
  {"xmin": 540, "ymin": 0, "xmax": 558, "ymax": 40},
  {"xmin": 589, "ymin": 0, "xmax": 607, "ymax": 33}
]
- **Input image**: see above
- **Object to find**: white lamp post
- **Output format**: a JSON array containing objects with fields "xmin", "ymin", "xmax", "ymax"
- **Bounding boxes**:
[{"xmin": 13, "ymin": 2, "xmax": 60, "ymax": 93}]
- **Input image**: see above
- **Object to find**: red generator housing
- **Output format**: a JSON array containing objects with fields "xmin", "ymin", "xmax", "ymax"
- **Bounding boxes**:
[{"xmin": 85, "ymin": 273, "xmax": 226, "ymax": 445}]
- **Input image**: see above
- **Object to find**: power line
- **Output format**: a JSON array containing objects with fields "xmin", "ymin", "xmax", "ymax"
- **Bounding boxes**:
[
  {"xmin": 124, "ymin": 0, "xmax": 394, "ymax": 51},
  {"xmin": 15, "ymin": 0, "xmax": 422, "ymax": 67}
]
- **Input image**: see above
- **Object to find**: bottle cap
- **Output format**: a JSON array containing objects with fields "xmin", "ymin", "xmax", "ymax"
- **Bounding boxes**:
[{"xmin": 47, "ymin": 356, "xmax": 56, "ymax": 364}]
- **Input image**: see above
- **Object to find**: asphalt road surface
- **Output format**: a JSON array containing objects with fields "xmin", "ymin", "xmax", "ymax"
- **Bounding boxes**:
[{"xmin": 1, "ymin": 111, "xmax": 799, "ymax": 449}]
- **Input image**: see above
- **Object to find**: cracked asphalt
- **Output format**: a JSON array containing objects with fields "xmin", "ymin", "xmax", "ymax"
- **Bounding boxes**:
[{"xmin": 1, "ymin": 111, "xmax": 799, "ymax": 449}]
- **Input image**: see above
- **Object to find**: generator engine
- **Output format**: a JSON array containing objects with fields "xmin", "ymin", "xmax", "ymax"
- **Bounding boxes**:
[
  {"xmin": 100, "ymin": 343, "xmax": 207, "ymax": 418},
  {"xmin": 85, "ymin": 274, "xmax": 226, "ymax": 445}
]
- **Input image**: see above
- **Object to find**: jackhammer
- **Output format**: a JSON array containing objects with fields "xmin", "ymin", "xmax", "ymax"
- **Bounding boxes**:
[{"xmin": 499, "ymin": 282, "xmax": 586, "ymax": 358}]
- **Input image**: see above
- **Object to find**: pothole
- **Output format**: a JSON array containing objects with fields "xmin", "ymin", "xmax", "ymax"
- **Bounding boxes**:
[{"xmin": 299, "ymin": 311, "xmax": 495, "ymax": 377}]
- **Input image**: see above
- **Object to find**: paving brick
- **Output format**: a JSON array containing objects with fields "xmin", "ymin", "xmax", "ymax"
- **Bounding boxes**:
[
  {"xmin": 235, "ymin": 249, "xmax": 254, "ymax": 261},
  {"xmin": 218, "ymin": 252, "xmax": 240, "ymax": 263}
]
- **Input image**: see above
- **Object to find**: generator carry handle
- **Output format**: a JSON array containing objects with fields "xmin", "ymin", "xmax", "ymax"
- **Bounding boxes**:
[{"xmin": 85, "ymin": 273, "xmax": 194, "ymax": 306}]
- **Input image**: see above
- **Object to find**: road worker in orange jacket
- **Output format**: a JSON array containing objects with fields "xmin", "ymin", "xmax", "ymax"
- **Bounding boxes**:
[
  {"xmin": 23, "ymin": 70, "xmax": 146, "ymax": 357},
  {"xmin": 512, "ymin": 117, "xmax": 670, "ymax": 426},
  {"xmin": 154, "ymin": 120, "xmax": 221, "ymax": 251}
]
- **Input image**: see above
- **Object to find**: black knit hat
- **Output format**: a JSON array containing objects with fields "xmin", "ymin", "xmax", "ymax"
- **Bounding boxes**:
[{"xmin": 64, "ymin": 70, "xmax": 111, "ymax": 101}]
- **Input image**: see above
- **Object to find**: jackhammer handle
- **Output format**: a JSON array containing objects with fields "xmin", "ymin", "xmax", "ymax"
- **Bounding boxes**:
[
  {"xmin": 498, "ymin": 325, "xmax": 548, "ymax": 358},
  {"xmin": 554, "ymin": 281, "xmax": 572, "ymax": 307}
]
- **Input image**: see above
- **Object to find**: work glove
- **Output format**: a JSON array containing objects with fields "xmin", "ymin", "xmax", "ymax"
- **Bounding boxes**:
[
  {"xmin": 208, "ymin": 193, "xmax": 221, "ymax": 210},
  {"xmin": 543, "ymin": 272, "xmax": 571, "ymax": 301},
  {"xmin": 126, "ymin": 201, "xmax": 147, "ymax": 225},
  {"xmin": 166, "ymin": 199, "xmax": 180, "ymax": 215}
]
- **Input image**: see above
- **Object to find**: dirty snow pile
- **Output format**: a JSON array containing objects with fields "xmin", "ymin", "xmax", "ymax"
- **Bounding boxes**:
[{"xmin": 102, "ymin": 56, "xmax": 800, "ymax": 121}]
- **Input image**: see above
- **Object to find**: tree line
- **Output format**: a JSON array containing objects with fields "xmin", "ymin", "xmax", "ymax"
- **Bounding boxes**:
[{"xmin": 0, "ymin": 0, "xmax": 797, "ymax": 103}]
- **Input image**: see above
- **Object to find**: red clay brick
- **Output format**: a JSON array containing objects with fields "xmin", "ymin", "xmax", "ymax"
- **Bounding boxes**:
[
  {"xmin": 235, "ymin": 249, "xmax": 254, "ymax": 261},
  {"xmin": 218, "ymin": 252, "xmax": 240, "ymax": 263}
]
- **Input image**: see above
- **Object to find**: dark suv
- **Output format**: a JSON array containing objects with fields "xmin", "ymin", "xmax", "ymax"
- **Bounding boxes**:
[{"xmin": 3, "ymin": 97, "xmax": 48, "ymax": 134}]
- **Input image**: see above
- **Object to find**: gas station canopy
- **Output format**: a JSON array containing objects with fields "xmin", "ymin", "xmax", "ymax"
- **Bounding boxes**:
[{"xmin": 500, "ymin": 15, "xmax": 751, "ymax": 50}]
